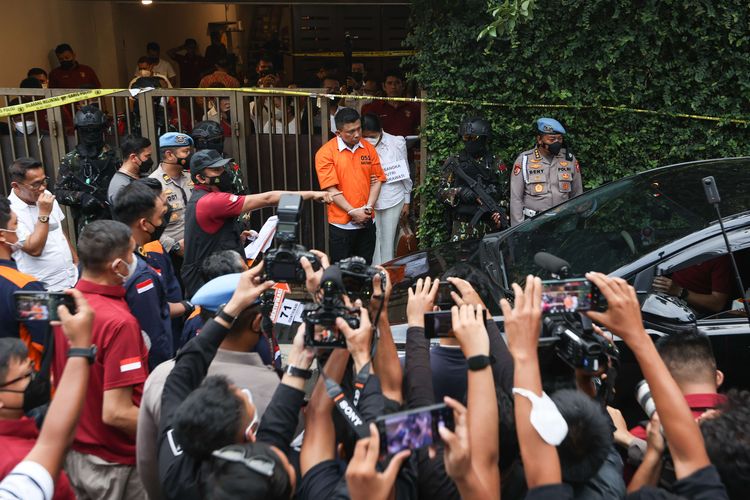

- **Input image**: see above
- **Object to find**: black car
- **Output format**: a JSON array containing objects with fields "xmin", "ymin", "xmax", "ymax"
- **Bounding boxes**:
[{"xmin": 385, "ymin": 157, "xmax": 750, "ymax": 412}]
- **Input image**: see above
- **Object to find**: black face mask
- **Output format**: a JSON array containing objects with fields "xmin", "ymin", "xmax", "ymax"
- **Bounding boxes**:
[
  {"xmin": 464, "ymin": 136, "xmax": 488, "ymax": 156},
  {"xmin": 138, "ymin": 157, "xmax": 154, "ymax": 175},
  {"xmin": 77, "ymin": 127, "xmax": 104, "ymax": 149},
  {"xmin": 0, "ymin": 371, "xmax": 50, "ymax": 413},
  {"xmin": 60, "ymin": 60, "xmax": 76, "ymax": 70},
  {"xmin": 546, "ymin": 142, "xmax": 563, "ymax": 156},
  {"xmin": 206, "ymin": 171, "xmax": 233, "ymax": 192},
  {"xmin": 176, "ymin": 153, "xmax": 193, "ymax": 170}
]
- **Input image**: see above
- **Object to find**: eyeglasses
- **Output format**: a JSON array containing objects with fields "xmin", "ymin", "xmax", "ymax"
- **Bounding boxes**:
[
  {"xmin": 19, "ymin": 176, "xmax": 49, "ymax": 190},
  {"xmin": 0, "ymin": 370, "xmax": 34, "ymax": 390},
  {"xmin": 211, "ymin": 447, "xmax": 276, "ymax": 477},
  {"xmin": 462, "ymin": 134, "xmax": 481, "ymax": 142}
]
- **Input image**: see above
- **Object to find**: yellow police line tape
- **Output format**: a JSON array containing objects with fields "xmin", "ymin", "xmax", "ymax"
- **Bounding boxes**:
[
  {"xmin": 1, "ymin": 86, "xmax": 748, "ymax": 126},
  {"xmin": 289, "ymin": 50, "xmax": 416, "ymax": 58}
]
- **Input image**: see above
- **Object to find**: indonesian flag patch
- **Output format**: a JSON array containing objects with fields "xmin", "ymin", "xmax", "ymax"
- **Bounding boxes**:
[
  {"xmin": 136, "ymin": 279, "xmax": 154, "ymax": 294},
  {"xmin": 120, "ymin": 357, "xmax": 142, "ymax": 373}
]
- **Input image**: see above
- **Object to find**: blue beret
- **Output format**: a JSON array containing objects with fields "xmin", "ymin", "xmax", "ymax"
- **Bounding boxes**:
[
  {"xmin": 536, "ymin": 118, "xmax": 566, "ymax": 135},
  {"xmin": 159, "ymin": 132, "xmax": 194, "ymax": 148},
  {"xmin": 190, "ymin": 273, "xmax": 260, "ymax": 312}
]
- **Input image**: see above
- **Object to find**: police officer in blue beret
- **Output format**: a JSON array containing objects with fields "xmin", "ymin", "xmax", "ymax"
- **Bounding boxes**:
[{"xmin": 509, "ymin": 117, "xmax": 583, "ymax": 226}]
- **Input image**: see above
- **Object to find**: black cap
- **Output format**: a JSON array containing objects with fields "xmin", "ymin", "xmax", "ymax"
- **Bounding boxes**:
[{"xmin": 190, "ymin": 149, "xmax": 232, "ymax": 176}]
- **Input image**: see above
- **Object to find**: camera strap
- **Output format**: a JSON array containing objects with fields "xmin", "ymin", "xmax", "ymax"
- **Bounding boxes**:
[
  {"xmin": 352, "ymin": 361, "xmax": 371, "ymax": 406},
  {"xmin": 322, "ymin": 371, "xmax": 370, "ymax": 438}
]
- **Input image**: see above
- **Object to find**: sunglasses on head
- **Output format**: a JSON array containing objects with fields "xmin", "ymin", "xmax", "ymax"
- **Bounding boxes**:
[{"xmin": 211, "ymin": 446, "xmax": 276, "ymax": 477}]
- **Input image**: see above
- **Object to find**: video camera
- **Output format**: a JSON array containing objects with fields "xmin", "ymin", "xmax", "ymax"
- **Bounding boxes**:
[
  {"xmin": 264, "ymin": 194, "xmax": 320, "ymax": 283},
  {"xmin": 338, "ymin": 256, "xmax": 383, "ymax": 303},
  {"xmin": 303, "ymin": 265, "xmax": 360, "ymax": 348}
]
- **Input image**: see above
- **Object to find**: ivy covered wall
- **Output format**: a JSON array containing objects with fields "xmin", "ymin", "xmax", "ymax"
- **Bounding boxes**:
[{"xmin": 406, "ymin": 0, "xmax": 750, "ymax": 247}]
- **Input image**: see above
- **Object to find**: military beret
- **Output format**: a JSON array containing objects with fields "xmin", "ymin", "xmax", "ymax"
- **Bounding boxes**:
[
  {"xmin": 159, "ymin": 132, "xmax": 194, "ymax": 148},
  {"xmin": 536, "ymin": 117, "xmax": 566, "ymax": 135}
]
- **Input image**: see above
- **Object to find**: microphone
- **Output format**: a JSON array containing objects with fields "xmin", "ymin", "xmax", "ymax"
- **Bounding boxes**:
[{"xmin": 534, "ymin": 252, "xmax": 571, "ymax": 278}]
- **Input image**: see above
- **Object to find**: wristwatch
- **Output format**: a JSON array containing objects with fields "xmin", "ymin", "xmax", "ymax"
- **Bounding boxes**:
[
  {"xmin": 285, "ymin": 365, "xmax": 313, "ymax": 379},
  {"xmin": 170, "ymin": 242, "xmax": 181, "ymax": 254},
  {"xmin": 215, "ymin": 304, "xmax": 238, "ymax": 327},
  {"xmin": 181, "ymin": 300, "xmax": 195, "ymax": 316},
  {"xmin": 467, "ymin": 354, "xmax": 495, "ymax": 371},
  {"xmin": 68, "ymin": 345, "xmax": 97, "ymax": 365},
  {"xmin": 38, "ymin": 215, "xmax": 49, "ymax": 223}
]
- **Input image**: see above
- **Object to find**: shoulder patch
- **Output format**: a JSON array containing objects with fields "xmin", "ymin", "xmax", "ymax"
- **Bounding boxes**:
[
  {"xmin": 230, "ymin": 195, "xmax": 239, "ymax": 203},
  {"xmin": 513, "ymin": 164, "xmax": 521, "ymax": 176},
  {"xmin": 136, "ymin": 279, "xmax": 154, "ymax": 294},
  {"xmin": 162, "ymin": 174, "xmax": 171, "ymax": 183},
  {"xmin": 575, "ymin": 160, "xmax": 581, "ymax": 172}
]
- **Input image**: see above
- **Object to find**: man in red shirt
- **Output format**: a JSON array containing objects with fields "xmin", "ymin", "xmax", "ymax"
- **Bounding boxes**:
[
  {"xmin": 652, "ymin": 255, "xmax": 731, "ymax": 314},
  {"xmin": 51, "ymin": 219, "xmax": 148, "ymax": 499},
  {"xmin": 181, "ymin": 149, "xmax": 332, "ymax": 296},
  {"xmin": 361, "ymin": 69, "xmax": 420, "ymax": 137},
  {"xmin": 48, "ymin": 44, "xmax": 101, "ymax": 89},
  {"xmin": 167, "ymin": 38, "xmax": 209, "ymax": 88}
]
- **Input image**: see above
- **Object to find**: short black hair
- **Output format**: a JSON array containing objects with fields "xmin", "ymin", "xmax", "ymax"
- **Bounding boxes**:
[
  {"xmin": 8, "ymin": 157, "xmax": 43, "ymax": 184},
  {"xmin": 19, "ymin": 77, "xmax": 42, "ymax": 89},
  {"xmin": 27, "ymin": 68, "xmax": 47, "ymax": 78},
  {"xmin": 137, "ymin": 56, "xmax": 151, "ymax": 65},
  {"xmin": 383, "ymin": 68, "xmax": 404, "ymax": 82},
  {"xmin": 139, "ymin": 177, "xmax": 163, "ymax": 194},
  {"xmin": 552, "ymin": 389, "xmax": 612, "ymax": 483},
  {"xmin": 146, "ymin": 42, "xmax": 160, "ymax": 52},
  {"xmin": 0, "ymin": 338, "xmax": 28, "ymax": 383},
  {"xmin": 361, "ymin": 113, "xmax": 382, "ymax": 133},
  {"xmin": 656, "ymin": 329, "xmax": 717, "ymax": 385},
  {"xmin": 0, "ymin": 196, "xmax": 12, "ymax": 230},
  {"xmin": 201, "ymin": 250, "xmax": 247, "ymax": 283},
  {"xmin": 55, "ymin": 43, "xmax": 73, "ymax": 55},
  {"xmin": 701, "ymin": 389, "xmax": 750, "ymax": 500},
  {"xmin": 185, "ymin": 38, "xmax": 198, "ymax": 47},
  {"xmin": 206, "ymin": 442, "xmax": 292, "ymax": 500},
  {"xmin": 78, "ymin": 220, "xmax": 132, "ymax": 273},
  {"xmin": 334, "ymin": 107, "xmax": 360, "ymax": 131},
  {"xmin": 112, "ymin": 181, "xmax": 158, "ymax": 226},
  {"xmin": 120, "ymin": 135, "xmax": 151, "ymax": 159},
  {"xmin": 173, "ymin": 375, "xmax": 243, "ymax": 459}
]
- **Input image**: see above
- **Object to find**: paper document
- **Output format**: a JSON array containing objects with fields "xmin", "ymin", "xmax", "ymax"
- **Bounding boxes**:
[
  {"xmin": 382, "ymin": 159, "xmax": 410, "ymax": 184},
  {"xmin": 245, "ymin": 216, "xmax": 278, "ymax": 259}
]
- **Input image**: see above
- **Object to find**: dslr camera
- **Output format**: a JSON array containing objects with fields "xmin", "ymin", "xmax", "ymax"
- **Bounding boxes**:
[
  {"xmin": 264, "ymin": 194, "xmax": 320, "ymax": 283},
  {"xmin": 543, "ymin": 317, "xmax": 617, "ymax": 373},
  {"xmin": 303, "ymin": 265, "xmax": 360, "ymax": 348},
  {"xmin": 338, "ymin": 256, "xmax": 382, "ymax": 302}
]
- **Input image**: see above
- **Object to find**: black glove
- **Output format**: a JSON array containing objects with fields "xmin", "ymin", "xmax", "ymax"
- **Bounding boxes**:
[{"xmin": 81, "ymin": 193, "xmax": 104, "ymax": 214}]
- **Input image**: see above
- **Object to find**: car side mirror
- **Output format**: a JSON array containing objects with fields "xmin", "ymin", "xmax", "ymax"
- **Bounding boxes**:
[{"xmin": 640, "ymin": 293, "xmax": 697, "ymax": 334}]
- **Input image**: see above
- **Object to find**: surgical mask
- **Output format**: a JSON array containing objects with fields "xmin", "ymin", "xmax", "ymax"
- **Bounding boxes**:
[
  {"xmin": 138, "ymin": 69, "xmax": 152, "ymax": 77},
  {"xmin": 113, "ymin": 255, "xmax": 137, "ymax": 282},
  {"xmin": 41, "ymin": 83, "xmax": 48, "ymax": 89},
  {"xmin": 0, "ymin": 228, "xmax": 22, "ymax": 253},
  {"xmin": 0, "ymin": 370, "xmax": 50, "ymax": 414},
  {"xmin": 241, "ymin": 389, "xmax": 260, "ymax": 440},
  {"xmin": 59, "ymin": 60, "xmax": 76, "ymax": 70},
  {"xmin": 137, "ymin": 156, "xmax": 154, "ymax": 174},
  {"xmin": 274, "ymin": 107, "xmax": 284, "ymax": 120},
  {"xmin": 364, "ymin": 135, "xmax": 381, "ymax": 147},
  {"xmin": 15, "ymin": 121, "xmax": 36, "ymax": 135},
  {"xmin": 511, "ymin": 388, "xmax": 568, "ymax": 445},
  {"xmin": 546, "ymin": 141, "xmax": 563, "ymax": 156}
]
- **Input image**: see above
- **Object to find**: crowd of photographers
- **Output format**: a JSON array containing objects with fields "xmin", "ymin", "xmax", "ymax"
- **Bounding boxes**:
[{"xmin": 1, "ymin": 187, "xmax": 749, "ymax": 500}]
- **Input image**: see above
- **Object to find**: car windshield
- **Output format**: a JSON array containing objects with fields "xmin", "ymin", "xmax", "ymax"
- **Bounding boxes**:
[{"xmin": 499, "ymin": 158, "xmax": 750, "ymax": 284}]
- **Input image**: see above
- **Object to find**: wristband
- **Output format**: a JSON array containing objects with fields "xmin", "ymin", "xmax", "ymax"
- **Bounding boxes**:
[
  {"xmin": 215, "ymin": 304, "xmax": 238, "ymax": 327},
  {"xmin": 285, "ymin": 365, "xmax": 313, "ymax": 379},
  {"xmin": 68, "ymin": 345, "xmax": 97, "ymax": 365},
  {"xmin": 181, "ymin": 300, "xmax": 195, "ymax": 316},
  {"xmin": 467, "ymin": 354, "xmax": 495, "ymax": 371}
]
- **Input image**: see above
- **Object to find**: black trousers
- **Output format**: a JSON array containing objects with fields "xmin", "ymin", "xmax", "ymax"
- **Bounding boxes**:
[{"xmin": 328, "ymin": 223, "xmax": 377, "ymax": 264}]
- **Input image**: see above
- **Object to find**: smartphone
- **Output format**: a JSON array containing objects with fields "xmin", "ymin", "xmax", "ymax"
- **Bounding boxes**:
[
  {"xmin": 435, "ymin": 281, "xmax": 458, "ymax": 308},
  {"xmin": 541, "ymin": 278, "xmax": 606, "ymax": 314},
  {"xmin": 376, "ymin": 403, "xmax": 454, "ymax": 456},
  {"xmin": 424, "ymin": 310, "xmax": 453, "ymax": 338},
  {"xmin": 14, "ymin": 291, "xmax": 75, "ymax": 322}
]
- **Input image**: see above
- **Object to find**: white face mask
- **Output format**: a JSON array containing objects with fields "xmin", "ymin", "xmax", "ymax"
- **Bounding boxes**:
[
  {"xmin": 113, "ymin": 254, "xmax": 137, "ymax": 282},
  {"xmin": 0, "ymin": 228, "xmax": 22, "ymax": 253},
  {"xmin": 138, "ymin": 69, "xmax": 152, "ymax": 77},
  {"xmin": 512, "ymin": 388, "xmax": 569, "ymax": 445},
  {"xmin": 14, "ymin": 121, "xmax": 36, "ymax": 135},
  {"xmin": 41, "ymin": 83, "xmax": 48, "ymax": 89},
  {"xmin": 364, "ymin": 136, "xmax": 380, "ymax": 147}
]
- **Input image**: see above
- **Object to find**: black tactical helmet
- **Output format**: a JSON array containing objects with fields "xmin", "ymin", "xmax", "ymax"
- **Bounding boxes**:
[
  {"xmin": 191, "ymin": 120, "xmax": 224, "ymax": 151},
  {"xmin": 458, "ymin": 117, "xmax": 492, "ymax": 138},
  {"xmin": 73, "ymin": 105, "xmax": 106, "ymax": 128}
]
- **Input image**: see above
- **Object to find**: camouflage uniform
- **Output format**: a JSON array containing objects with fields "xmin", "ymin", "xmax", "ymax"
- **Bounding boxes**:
[
  {"xmin": 438, "ymin": 151, "xmax": 509, "ymax": 242},
  {"xmin": 56, "ymin": 145, "xmax": 119, "ymax": 235}
]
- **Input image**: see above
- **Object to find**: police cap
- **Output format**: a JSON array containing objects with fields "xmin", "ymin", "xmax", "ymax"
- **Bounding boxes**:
[
  {"xmin": 159, "ymin": 132, "xmax": 194, "ymax": 148},
  {"xmin": 535, "ymin": 117, "xmax": 566, "ymax": 135}
]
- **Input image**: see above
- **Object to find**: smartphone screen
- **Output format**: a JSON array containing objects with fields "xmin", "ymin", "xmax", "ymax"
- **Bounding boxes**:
[
  {"xmin": 424, "ymin": 310, "xmax": 453, "ymax": 338},
  {"xmin": 541, "ymin": 278, "xmax": 596, "ymax": 313},
  {"xmin": 14, "ymin": 291, "xmax": 74, "ymax": 322},
  {"xmin": 435, "ymin": 281, "xmax": 457, "ymax": 308},
  {"xmin": 377, "ymin": 403, "xmax": 454, "ymax": 456}
]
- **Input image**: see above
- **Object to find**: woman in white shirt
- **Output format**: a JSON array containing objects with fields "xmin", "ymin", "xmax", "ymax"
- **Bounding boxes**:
[{"xmin": 362, "ymin": 113, "xmax": 413, "ymax": 264}]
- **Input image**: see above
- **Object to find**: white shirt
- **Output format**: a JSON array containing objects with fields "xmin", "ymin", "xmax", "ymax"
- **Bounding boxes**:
[
  {"xmin": 0, "ymin": 460, "xmax": 54, "ymax": 500},
  {"xmin": 133, "ymin": 59, "xmax": 176, "ymax": 80},
  {"xmin": 9, "ymin": 190, "xmax": 77, "ymax": 291},
  {"xmin": 371, "ymin": 132, "xmax": 413, "ymax": 210}
]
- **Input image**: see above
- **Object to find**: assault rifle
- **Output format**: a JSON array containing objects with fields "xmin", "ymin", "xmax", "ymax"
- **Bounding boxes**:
[{"xmin": 449, "ymin": 161, "xmax": 508, "ymax": 230}]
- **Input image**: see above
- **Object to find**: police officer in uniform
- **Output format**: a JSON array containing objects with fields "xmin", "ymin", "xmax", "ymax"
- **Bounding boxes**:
[
  {"xmin": 56, "ymin": 105, "xmax": 118, "ymax": 235},
  {"xmin": 437, "ymin": 116, "xmax": 508, "ymax": 242},
  {"xmin": 191, "ymin": 120, "xmax": 246, "ymax": 195},
  {"xmin": 510, "ymin": 117, "xmax": 583, "ymax": 226}
]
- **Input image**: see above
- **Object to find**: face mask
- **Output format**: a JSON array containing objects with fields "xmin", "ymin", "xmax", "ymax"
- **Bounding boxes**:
[
  {"xmin": 546, "ymin": 141, "xmax": 563, "ymax": 156},
  {"xmin": 148, "ymin": 207, "xmax": 170, "ymax": 241},
  {"xmin": 14, "ymin": 121, "xmax": 36, "ymax": 135},
  {"xmin": 60, "ymin": 60, "xmax": 76, "ymax": 70},
  {"xmin": 0, "ymin": 228, "xmax": 22, "ymax": 253},
  {"xmin": 0, "ymin": 370, "xmax": 50, "ymax": 413},
  {"xmin": 511, "ymin": 388, "xmax": 569, "ymax": 445},
  {"xmin": 364, "ymin": 136, "xmax": 381, "ymax": 147},
  {"xmin": 41, "ymin": 83, "xmax": 48, "ymax": 89},
  {"xmin": 137, "ymin": 156, "xmax": 154, "ymax": 174},
  {"xmin": 78, "ymin": 127, "xmax": 104, "ymax": 148},
  {"xmin": 206, "ymin": 171, "xmax": 233, "ymax": 192},
  {"xmin": 464, "ymin": 136, "xmax": 487, "ymax": 156},
  {"xmin": 175, "ymin": 153, "xmax": 193, "ymax": 170},
  {"xmin": 139, "ymin": 69, "xmax": 152, "ymax": 77},
  {"xmin": 274, "ymin": 107, "xmax": 284, "ymax": 120},
  {"xmin": 113, "ymin": 255, "xmax": 137, "ymax": 282}
]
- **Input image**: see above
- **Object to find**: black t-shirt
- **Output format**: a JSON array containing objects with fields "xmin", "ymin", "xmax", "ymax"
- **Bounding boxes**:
[
  {"xmin": 430, "ymin": 345, "xmax": 468, "ymax": 403},
  {"xmin": 626, "ymin": 465, "xmax": 728, "ymax": 500},
  {"xmin": 526, "ymin": 483, "xmax": 574, "ymax": 500}
]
